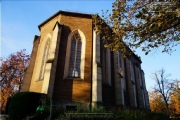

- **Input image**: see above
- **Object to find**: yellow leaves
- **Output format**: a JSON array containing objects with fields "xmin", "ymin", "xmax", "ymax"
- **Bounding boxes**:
[
  {"xmin": 104, "ymin": 44, "xmax": 109, "ymax": 48},
  {"xmin": 157, "ymin": 13, "xmax": 162, "ymax": 17},
  {"xmin": 169, "ymin": 83, "xmax": 180, "ymax": 116},
  {"xmin": 175, "ymin": 8, "xmax": 180, "ymax": 17},
  {"xmin": 114, "ymin": 22, "xmax": 118, "ymax": 29},
  {"xmin": 158, "ymin": 22, "xmax": 162, "ymax": 28},
  {"xmin": 149, "ymin": 91, "xmax": 166, "ymax": 113},
  {"xmin": 95, "ymin": 0, "xmax": 180, "ymax": 55}
]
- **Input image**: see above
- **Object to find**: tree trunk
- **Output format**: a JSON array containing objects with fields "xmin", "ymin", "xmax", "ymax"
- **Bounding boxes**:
[{"xmin": 164, "ymin": 97, "xmax": 170, "ymax": 116}]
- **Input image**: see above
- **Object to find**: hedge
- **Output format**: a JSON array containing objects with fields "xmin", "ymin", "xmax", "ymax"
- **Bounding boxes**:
[{"xmin": 8, "ymin": 92, "xmax": 45, "ymax": 120}]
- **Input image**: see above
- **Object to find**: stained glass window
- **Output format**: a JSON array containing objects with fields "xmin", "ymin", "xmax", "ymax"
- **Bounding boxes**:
[{"xmin": 68, "ymin": 32, "xmax": 82, "ymax": 77}]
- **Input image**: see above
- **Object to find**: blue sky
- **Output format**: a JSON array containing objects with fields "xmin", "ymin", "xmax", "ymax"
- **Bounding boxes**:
[{"xmin": 1, "ymin": 0, "xmax": 180, "ymax": 91}]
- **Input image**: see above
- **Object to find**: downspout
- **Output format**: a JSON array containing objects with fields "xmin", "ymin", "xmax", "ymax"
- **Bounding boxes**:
[{"xmin": 90, "ymin": 20, "xmax": 93, "ymax": 110}]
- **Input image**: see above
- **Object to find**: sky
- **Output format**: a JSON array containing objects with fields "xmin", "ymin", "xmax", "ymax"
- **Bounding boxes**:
[{"xmin": 1, "ymin": 0, "xmax": 180, "ymax": 91}]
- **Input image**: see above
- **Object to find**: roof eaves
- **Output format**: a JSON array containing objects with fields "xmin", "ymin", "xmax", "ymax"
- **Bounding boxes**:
[
  {"xmin": 38, "ymin": 10, "xmax": 94, "ymax": 30},
  {"xmin": 38, "ymin": 10, "xmax": 61, "ymax": 30}
]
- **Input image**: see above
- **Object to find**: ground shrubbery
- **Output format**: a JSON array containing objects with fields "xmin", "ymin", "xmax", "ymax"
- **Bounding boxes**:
[
  {"xmin": 8, "ymin": 92, "xmax": 47, "ymax": 120},
  {"xmin": 7, "ymin": 93, "xmax": 169, "ymax": 120},
  {"xmin": 113, "ymin": 108, "xmax": 169, "ymax": 120},
  {"xmin": 54, "ymin": 105, "xmax": 169, "ymax": 120}
]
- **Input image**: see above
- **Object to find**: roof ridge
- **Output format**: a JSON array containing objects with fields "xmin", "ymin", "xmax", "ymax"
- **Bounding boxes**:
[{"xmin": 38, "ymin": 10, "xmax": 95, "ymax": 30}]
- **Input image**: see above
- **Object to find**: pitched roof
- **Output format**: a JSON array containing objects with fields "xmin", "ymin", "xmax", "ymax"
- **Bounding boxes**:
[{"xmin": 38, "ymin": 10, "xmax": 94, "ymax": 30}]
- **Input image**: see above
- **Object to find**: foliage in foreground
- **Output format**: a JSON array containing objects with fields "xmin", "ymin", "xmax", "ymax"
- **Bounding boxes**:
[
  {"xmin": 93, "ymin": 0, "xmax": 180, "ymax": 57},
  {"xmin": 8, "ymin": 92, "xmax": 46, "ymax": 120},
  {"xmin": 0, "ymin": 49, "xmax": 30, "ymax": 112},
  {"xmin": 7, "ymin": 93, "xmax": 170, "ymax": 120},
  {"xmin": 52, "ymin": 105, "xmax": 169, "ymax": 120}
]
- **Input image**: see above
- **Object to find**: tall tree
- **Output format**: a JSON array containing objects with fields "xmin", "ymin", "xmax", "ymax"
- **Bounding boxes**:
[
  {"xmin": 0, "ymin": 49, "xmax": 30, "ymax": 112},
  {"xmin": 151, "ymin": 69, "xmax": 173, "ymax": 116},
  {"xmin": 93, "ymin": 0, "xmax": 180, "ymax": 57},
  {"xmin": 169, "ymin": 79, "xmax": 180, "ymax": 117}
]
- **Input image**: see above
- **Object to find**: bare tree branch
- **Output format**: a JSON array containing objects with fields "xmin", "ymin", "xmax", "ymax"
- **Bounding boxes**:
[{"xmin": 151, "ymin": 68, "xmax": 173, "ymax": 116}]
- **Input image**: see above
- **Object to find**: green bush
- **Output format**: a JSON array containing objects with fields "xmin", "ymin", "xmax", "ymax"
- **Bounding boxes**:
[
  {"xmin": 8, "ymin": 92, "xmax": 46, "ymax": 120},
  {"xmin": 53, "ymin": 105, "xmax": 170, "ymax": 120},
  {"xmin": 113, "ymin": 109, "xmax": 169, "ymax": 120},
  {"xmin": 149, "ymin": 112, "xmax": 169, "ymax": 120}
]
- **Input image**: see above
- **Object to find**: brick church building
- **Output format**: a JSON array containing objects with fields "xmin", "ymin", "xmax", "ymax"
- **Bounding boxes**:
[{"xmin": 21, "ymin": 10, "xmax": 150, "ymax": 109}]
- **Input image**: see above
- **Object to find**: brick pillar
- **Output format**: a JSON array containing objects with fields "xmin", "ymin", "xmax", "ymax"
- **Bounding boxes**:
[{"xmin": 20, "ymin": 35, "xmax": 40, "ymax": 92}]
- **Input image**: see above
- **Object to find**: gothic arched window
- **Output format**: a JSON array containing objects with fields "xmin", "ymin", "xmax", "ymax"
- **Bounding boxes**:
[
  {"xmin": 68, "ymin": 32, "xmax": 82, "ymax": 77},
  {"xmin": 64, "ymin": 29, "xmax": 86, "ymax": 79},
  {"xmin": 40, "ymin": 40, "xmax": 50, "ymax": 80}
]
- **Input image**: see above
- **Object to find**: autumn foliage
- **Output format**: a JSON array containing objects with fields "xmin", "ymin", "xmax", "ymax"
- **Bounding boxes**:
[
  {"xmin": 149, "ymin": 80, "xmax": 180, "ymax": 117},
  {"xmin": 149, "ymin": 91, "xmax": 166, "ymax": 113},
  {"xmin": 93, "ymin": 0, "xmax": 180, "ymax": 56},
  {"xmin": 169, "ymin": 80, "xmax": 180, "ymax": 117},
  {"xmin": 0, "ymin": 49, "xmax": 30, "ymax": 112}
]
